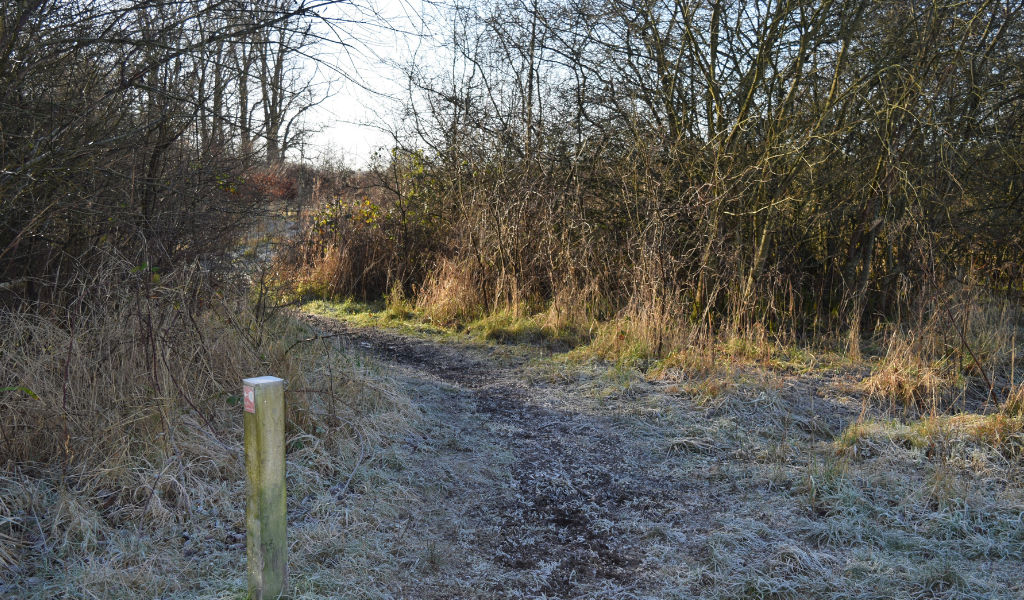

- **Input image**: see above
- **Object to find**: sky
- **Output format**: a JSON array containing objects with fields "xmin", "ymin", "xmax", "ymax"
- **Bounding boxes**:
[
  {"xmin": 305, "ymin": 80, "xmax": 393, "ymax": 169},
  {"xmin": 299, "ymin": 0, "xmax": 428, "ymax": 169}
]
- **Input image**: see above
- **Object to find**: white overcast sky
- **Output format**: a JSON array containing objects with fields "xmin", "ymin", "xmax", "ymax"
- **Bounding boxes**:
[{"xmin": 300, "ymin": 0, "xmax": 431, "ymax": 169}]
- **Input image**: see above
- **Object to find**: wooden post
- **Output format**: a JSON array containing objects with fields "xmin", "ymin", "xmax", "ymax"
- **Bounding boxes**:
[{"xmin": 243, "ymin": 376, "xmax": 287, "ymax": 599}]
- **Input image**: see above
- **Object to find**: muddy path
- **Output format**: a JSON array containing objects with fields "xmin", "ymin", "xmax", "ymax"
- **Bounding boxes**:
[{"xmin": 296, "ymin": 313, "xmax": 862, "ymax": 599}]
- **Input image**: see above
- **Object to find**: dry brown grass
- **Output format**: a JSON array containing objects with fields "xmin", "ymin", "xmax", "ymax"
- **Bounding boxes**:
[
  {"xmin": 0, "ymin": 256, "xmax": 416, "ymax": 598},
  {"xmin": 1006, "ymin": 384, "xmax": 1024, "ymax": 416},
  {"xmin": 415, "ymin": 257, "xmax": 489, "ymax": 324},
  {"xmin": 862, "ymin": 292, "xmax": 1022, "ymax": 413},
  {"xmin": 863, "ymin": 331, "xmax": 950, "ymax": 410},
  {"xmin": 2, "ymin": 264, "xmax": 255, "ymax": 467}
]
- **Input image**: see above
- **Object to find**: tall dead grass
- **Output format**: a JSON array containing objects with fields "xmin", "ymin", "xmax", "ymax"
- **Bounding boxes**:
[
  {"xmin": 351, "ymin": 238, "xmax": 1024, "ymax": 417},
  {"xmin": 0, "ymin": 255, "xmax": 414, "ymax": 597},
  {"xmin": 416, "ymin": 257, "xmax": 488, "ymax": 324},
  {"xmin": 274, "ymin": 159, "xmax": 1024, "ymax": 418},
  {"xmin": 864, "ymin": 290, "xmax": 1023, "ymax": 412},
  {"xmin": 1, "ymin": 261, "xmax": 253, "ymax": 467}
]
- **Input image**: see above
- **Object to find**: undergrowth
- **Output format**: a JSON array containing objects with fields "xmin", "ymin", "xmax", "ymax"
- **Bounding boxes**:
[
  {"xmin": 298, "ymin": 281, "xmax": 1023, "ymax": 419},
  {"xmin": 0, "ymin": 256, "xmax": 416, "ymax": 598}
]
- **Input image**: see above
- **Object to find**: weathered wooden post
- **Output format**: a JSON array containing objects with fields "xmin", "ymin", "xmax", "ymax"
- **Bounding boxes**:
[{"xmin": 242, "ymin": 376, "xmax": 287, "ymax": 599}]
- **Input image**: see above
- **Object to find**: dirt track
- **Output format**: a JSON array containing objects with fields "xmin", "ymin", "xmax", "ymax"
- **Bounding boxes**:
[
  {"xmin": 299, "ymin": 313, "xmax": 669, "ymax": 597},
  {"xmin": 293, "ymin": 312, "xmax": 1024, "ymax": 600},
  {"xmin": 296, "ymin": 312, "xmax": 866, "ymax": 599}
]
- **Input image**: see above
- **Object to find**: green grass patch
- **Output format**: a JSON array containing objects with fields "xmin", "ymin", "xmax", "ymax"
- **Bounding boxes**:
[
  {"xmin": 462, "ymin": 310, "xmax": 590, "ymax": 351},
  {"xmin": 301, "ymin": 299, "xmax": 592, "ymax": 353},
  {"xmin": 299, "ymin": 298, "xmax": 432, "ymax": 334}
]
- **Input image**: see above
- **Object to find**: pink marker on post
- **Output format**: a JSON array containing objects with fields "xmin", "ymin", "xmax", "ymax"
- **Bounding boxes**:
[{"xmin": 243, "ymin": 386, "xmax": 255, "ymax": 413}]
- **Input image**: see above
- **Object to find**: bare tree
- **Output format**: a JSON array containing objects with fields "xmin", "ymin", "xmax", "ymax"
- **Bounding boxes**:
[
  {"xmin": 0, "ymin": 0, "xmax": 342, "ymax": 295},
  {"xmin": 376, "ymin": 0, "xmax": 1024, "ymax": 341}
]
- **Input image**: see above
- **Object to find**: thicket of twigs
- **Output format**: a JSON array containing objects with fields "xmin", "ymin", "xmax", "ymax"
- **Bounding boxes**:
[
  {"xmin": 0, "ymin": 0, "xmax": 329, "ymax": 297},
  {"xmin": 281, "ymin": 0, "xmax": 1024, "ymax": 409}
]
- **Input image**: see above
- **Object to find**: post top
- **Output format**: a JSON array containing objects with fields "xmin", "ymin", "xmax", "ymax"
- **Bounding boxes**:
[{"xmin": 242, "ymin": 376, "xmax": 285, "ymax": 387}]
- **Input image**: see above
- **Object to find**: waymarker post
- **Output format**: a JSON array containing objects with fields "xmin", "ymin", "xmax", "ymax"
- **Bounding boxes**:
[{"xmin": 242, "ymin": 376, "xmax": 287, "ymax": 599}]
